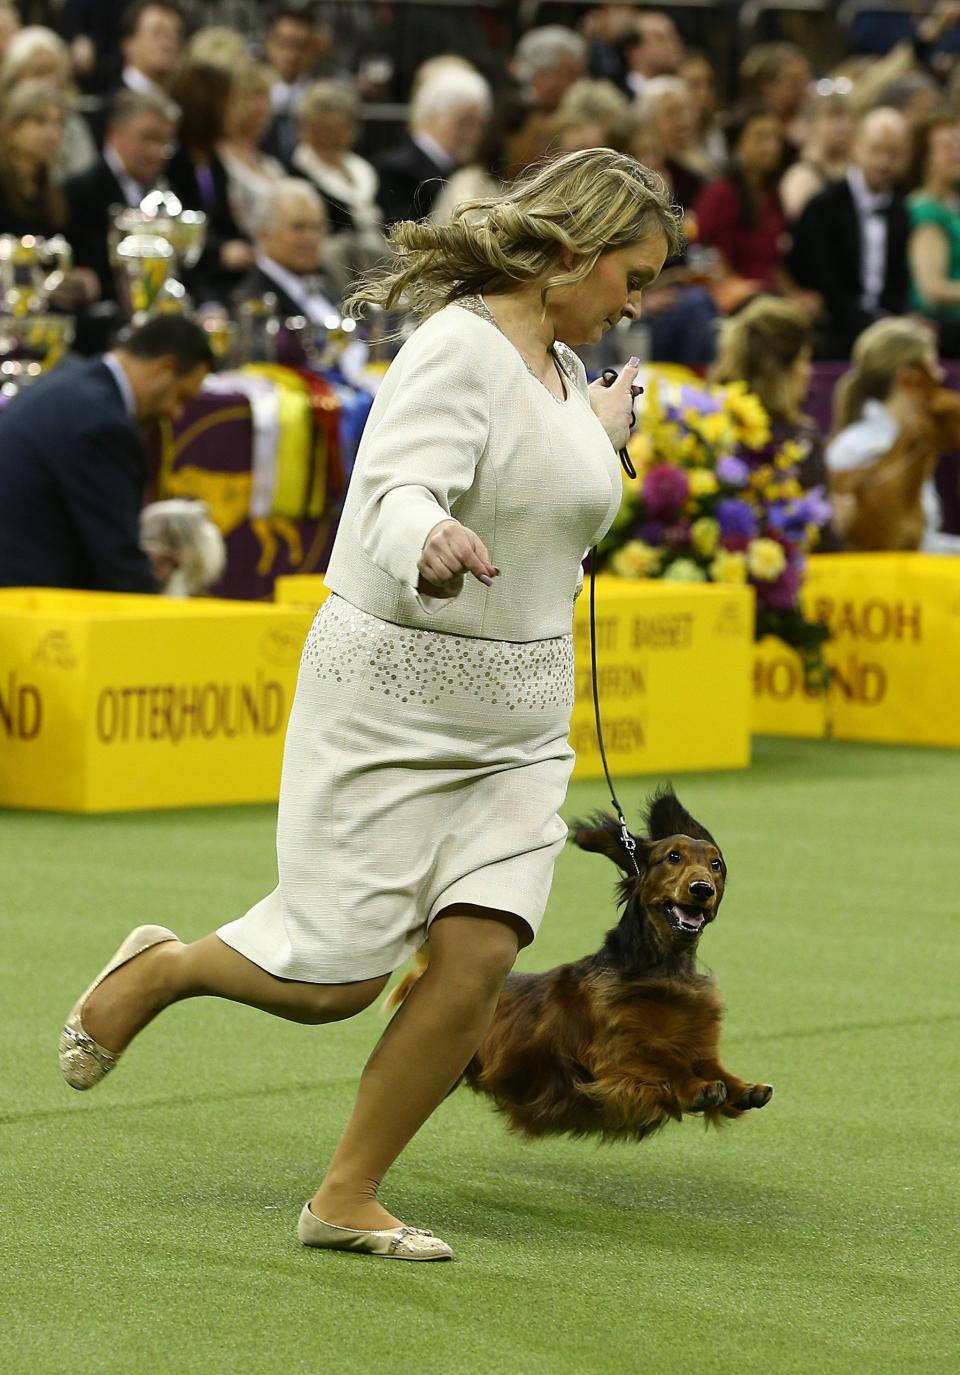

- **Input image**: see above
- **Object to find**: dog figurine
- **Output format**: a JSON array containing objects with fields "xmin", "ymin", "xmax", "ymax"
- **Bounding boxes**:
[{"xmin": 389, "ymin": 786, "xmax": 772, "ymax": 1142}]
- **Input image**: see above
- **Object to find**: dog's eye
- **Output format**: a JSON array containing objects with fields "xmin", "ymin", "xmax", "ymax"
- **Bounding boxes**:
[
  {"xmin": 711, "ymin": 859, "xmax": 723, "ymax": 872},
  {"xmin": 667, "ymin": 850, "xmax": 681, "ymax": 863}
]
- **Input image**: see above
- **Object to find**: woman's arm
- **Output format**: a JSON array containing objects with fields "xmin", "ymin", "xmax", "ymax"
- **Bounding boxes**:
[{"xmin": 909, "ymin": 221, "xmax": 960, "ymax": 307}]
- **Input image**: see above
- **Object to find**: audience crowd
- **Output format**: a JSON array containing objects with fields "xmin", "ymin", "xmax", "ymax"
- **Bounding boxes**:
[
  {"xmin": 1, "ymin": 0, "xmax": 960, "ymax": 591},
  {"xmin": 0, "ymin": 0, "xmax": 954, "ymax": 366}
]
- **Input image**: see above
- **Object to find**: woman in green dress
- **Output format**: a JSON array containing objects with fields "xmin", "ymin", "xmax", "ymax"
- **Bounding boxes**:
[{"xmin": 908, "ymin": 114, "xmax": 960, "ymax": 358}]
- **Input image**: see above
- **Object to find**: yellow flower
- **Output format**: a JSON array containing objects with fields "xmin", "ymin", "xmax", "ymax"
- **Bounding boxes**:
[
  {"xmin": 723, "ymin": 382, "xmax": 771, "ymax": 449},
  {"xmin": 750, "ymin": 464, "xmax": 774, "ymax": 489},
  {"xmin": 709, "ymin": 550, "xmax": 748, "ymax": 583},
  {"xmin": 687, "ymin": 468, "xmax": 719, "ymax": 497},
  {"xmin": 626, "ymin": 429, "xmax": 653, "ymax": 472},
  {"xmin": 662, "ymin": 557, "xmax": 707, "ymax": 583},
  {"xmin": 697, "ymin": 410, "xmax": 736, "ymax": 448},
  {"xmin": 611, "ymin": 540, "xmax": 662, "ymax": 578},
  {"xmin": 691, "ymin": 516, "xmax": 720, "ymax": 557},
  {"xmin": 747, "ymin": 537, "xmax": 787, "ymax": 581}
]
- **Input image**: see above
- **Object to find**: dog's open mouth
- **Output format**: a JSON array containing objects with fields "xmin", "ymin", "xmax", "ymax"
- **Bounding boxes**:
[{"xmin": 663, "ymin": 901, "xmax": 707, "ymax": 935}]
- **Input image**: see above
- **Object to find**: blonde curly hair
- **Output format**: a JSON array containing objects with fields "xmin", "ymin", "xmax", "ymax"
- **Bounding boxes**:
[{"xmin": 344, "ymin": 146, "xmax": 682, "ymax": 320}]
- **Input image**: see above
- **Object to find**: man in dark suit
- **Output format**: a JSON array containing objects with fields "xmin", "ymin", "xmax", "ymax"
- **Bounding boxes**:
[
  {"xmin": 0, "ymin": 316, "xmax": 213, "ymax": 592},
  {"xmin": 232, "ymin": 178, "xmax": 338, "ymax": 321},
  {"xmin": 788, "ymin": 107, "xmax": 911, "ymax": 359},
  {"xmin": 85, "ymin": 0, "xmax": 184, "ymax": 146},
  {"xmin": 66, "ymin": 89, "xmax": 179, "ymax": 354},
  {"xmin": 373, "ymin": 67, "xmax": 491, "ymax": 225}
]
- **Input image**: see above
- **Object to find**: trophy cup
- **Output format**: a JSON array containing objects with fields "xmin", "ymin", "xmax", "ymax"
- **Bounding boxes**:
[
  {"xmin": 0, "ymin": 233, "xmax": 76, "ymax": 397},
  {"xmin": 108, "ymin": 191, "xmax": 208, "ymax": 325}
]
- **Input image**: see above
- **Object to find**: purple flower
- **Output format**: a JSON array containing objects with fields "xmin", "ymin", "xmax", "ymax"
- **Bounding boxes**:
[
  {"xmin": 716, "ymin": 454, "xmax": 751, "ymax": 489},
  {"xmin": 715, "ymin": 497, "xmax": 758, "ymax": 540},
  {"xmin": 639, "ymin": 520, "xmax": 667, "ymax": 546},
  {"xmin": 642, "ymin": 464, "xmax": 689, "ymax": 520},
  {"xmin": 679, "ymin": 384, "xmax": 724, "ymax": 415},
  {"xmin": 768, "ymin": 487, "xmax": 834, "ymax": 538}
]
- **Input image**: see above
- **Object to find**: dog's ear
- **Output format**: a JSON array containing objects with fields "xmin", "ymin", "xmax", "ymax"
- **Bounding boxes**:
[
  {"xmin": 571, "ymin": 812, "xmax": 648, "ymax": 873},
  {"xmin": 643, "ymin": 785, "xmax": 718, "ymax": 846}
]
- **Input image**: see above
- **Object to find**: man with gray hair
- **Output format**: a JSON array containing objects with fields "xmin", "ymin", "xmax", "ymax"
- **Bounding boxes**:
[
  {"xmin": 511, "ymin": 25, "xmax": 586, "ymax": 112},
  {"xmin": 788, "ymin": 106, "xmax": 911, "ymax": 358},
  {"xmin": 374, "ymin": 64, "xmax": 492, "ymax": 226},
  {"xmin": 233, "ymin": 177, "xmax": 338, "ymax": 323},
  {"xmin": 66, "ymin": 88, "xmax": 181, "ymax": 353}
]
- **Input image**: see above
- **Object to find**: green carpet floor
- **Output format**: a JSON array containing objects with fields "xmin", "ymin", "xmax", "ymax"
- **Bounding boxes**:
[{"xmin": 2, "ymin": 737, "xmax": 957, "ymax": 1375}]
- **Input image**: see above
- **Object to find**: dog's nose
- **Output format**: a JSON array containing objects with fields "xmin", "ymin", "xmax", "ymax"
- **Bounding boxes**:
[{"xmin": 689, "ymin": 879, "xmax": 714, "ymax": 900}]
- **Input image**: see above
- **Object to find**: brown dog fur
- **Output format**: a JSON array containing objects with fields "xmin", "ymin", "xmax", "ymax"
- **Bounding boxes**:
[{"xmin": 388, "ymin": 787, "xmax": 772, "ymax": 1142}]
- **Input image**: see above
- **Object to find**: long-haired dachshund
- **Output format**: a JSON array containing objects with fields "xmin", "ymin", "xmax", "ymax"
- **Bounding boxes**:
[{"xmin": 389, "ymin": 786, "xmax": 772, "ymax": 1142}]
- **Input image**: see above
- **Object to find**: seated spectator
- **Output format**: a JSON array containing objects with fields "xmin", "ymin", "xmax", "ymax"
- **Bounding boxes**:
[
  {"xmin": 260, "ymin": 4, "xmax": 319, "ymax": 163},
  {"xmin": 218, "ymin": 61, "xmax": 286, "ymax": 242},
  {"xmin": 578, "ymin": 5, "xmax": 636, "ymax": 87},
  {"xmin": 87, "ymin": 0, "xmax": 184, "ymax": 145},
  {"xmin": 907, "ymin": 114, "xmax": 960, "ymax": 358},
  {"xmin": 0, "ymin": 26, "xmax": 98, "ymax": 181},
  {"xmin": 617, "ymin": 10, "xmax": 684, "ymax": 99},
  {"xmin": 779, "ymin": 88, "xmax": 855, "ymax": 222},
  {"xmin": 0, "ymin": 80, "xmax": 68, "ymax": 235},
  {"xmin": 374, "ymin": 65, "xmax": 492, "ymax": 226},
  {"xmin": 546, "ymin": 77, "xmax": 628, "ymax": 155},
  {"xmin": 710, "ymin": 295, "xmax": 842, "ymax": 548},
  {"xmin": 65, "ymin": 88, "xmax": 179, "ymax": 351},
  {"xmin": 430, "ymin": 93, "xmax": 554, "ymax": 225},
  {"xmin": 510, "ymin": 26, "xmax": 587, "ymax": 113},
  {"xmin": 166, "ymin": 62, "xmax": 256, "ymax": 305},
  {"xmin": 186, "ymin": 25, "xmax": 248, "ymax": 72},
  {"xmin": 694, "ymin": 104, "xmax": 788, "ymax": 302},
  {"xmin": 789, "ymin": 107, "xmax": 910, "ymax": 359},
  {"xmin": 827, "ymin": 318, "xmax": 960, "ymax": 551},
  {"xmin": 738, "ymin": 41, "xmax": 813, "ymax": 166},
  {"xmin": 679, "ymin": 49, "xmax": 726, "ymax": 176},
  {"xmin": 636, "ymin": 75, "xmax": 705, "ymax": 210},
  {"xmin": 290, "ymin": 80, "xmax": 386, "ymax": 293},
  {"xmin": 0, "ymin": 314, "xmax": 213, "ymax": 592},
  {"xmin": 606, "ymin": 114, "xmax": 717, "ymax": 366},
  {"xmin": 233, "ymin": 177, "xmax": 338, "ymax": 325},
  {"xmin": 0, "ymin": 2, "xmax": 18, "ymax": 60}
]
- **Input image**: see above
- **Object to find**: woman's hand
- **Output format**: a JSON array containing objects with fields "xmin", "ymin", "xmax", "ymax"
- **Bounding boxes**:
[
  {"xmin": 417, "ymin": 519, "xmax": 499, "ymax": 599},
  {"xmin": 588, "ymin": 358, "xmax": 642, "ymax": 452}
]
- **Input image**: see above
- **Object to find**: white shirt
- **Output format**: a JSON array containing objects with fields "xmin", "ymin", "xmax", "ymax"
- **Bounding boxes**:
[
  {"xmin": 102, "ymin": 351, "xmax": 137, "ymax": 419},
  {"xmin": 254, "ymin": 253, "xmax": 337, "ymax": 325},
  {"xmin": 104, "ymin": 143, "xmax": 148, "ymax": 208},
  {"xmin": 411, "ymin": 132, "xmax": 455, "ymax": 174},
  {"xmin": 122, "ymin": 65, "xmax": 163, "ymax": 97},
  {"xmin": 826, "ymin": 399, "xmax": 958, "ymax": 553},
  {"xmin": 846, "ymin": 165, "xmax": 893, "ymax": 312}
]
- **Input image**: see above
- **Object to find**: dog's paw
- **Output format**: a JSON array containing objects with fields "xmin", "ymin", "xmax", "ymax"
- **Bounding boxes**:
[
  {"xmin": 690, "ymin": 1080, "xmax": 727, "ymax": 1111},
  {"xmin": 730, "ymin": 1083, "xmax": 773, "ymax": 1110}
]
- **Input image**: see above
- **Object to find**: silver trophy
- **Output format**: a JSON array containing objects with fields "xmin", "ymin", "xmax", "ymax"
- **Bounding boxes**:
[
  {"xmin": 109, "ymin": 191, "xmax": 208, "ymax": 324},
  {"xmin": 0, "ymin": 234, "xmax": 76, "ymax": 395}
]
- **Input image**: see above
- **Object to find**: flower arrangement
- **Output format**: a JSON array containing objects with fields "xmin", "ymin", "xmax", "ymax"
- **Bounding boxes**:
[{"xmin": 597, "ymin": 377, "xmax": 831, "ymax": 682}]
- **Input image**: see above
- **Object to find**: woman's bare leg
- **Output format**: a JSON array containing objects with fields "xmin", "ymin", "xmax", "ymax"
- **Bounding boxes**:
[
  {"xmin": 309, "ymin": 906, "xmax": 523, "ymax": 1231},
  {"xmin": 81, "ymin": 935, "xmax": 390, "ymax": 1055}
]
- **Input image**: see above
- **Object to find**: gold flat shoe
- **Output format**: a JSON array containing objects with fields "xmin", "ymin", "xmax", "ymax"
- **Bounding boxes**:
[
  {"xmin": 297, "ymin": 1203, "xmax": 453, "ymax": 1261},
  {"xmin": 58, "ymin": 924, "xmax": 178, "ymax": 1091}
]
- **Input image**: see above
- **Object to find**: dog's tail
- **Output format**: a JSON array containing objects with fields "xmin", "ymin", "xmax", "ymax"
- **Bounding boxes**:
[{"xmin": 382, "ymin": 948, "xmax": 430, "ymax": 1016}]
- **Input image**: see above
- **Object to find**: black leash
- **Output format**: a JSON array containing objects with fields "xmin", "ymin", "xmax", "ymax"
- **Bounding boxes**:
[{"xmin": 588, "ymin": 367, "xmax": 643, "ymax": 876}]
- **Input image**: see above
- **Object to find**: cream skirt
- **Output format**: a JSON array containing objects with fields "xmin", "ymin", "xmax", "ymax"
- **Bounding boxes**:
[{"xmin": 217, "ymin": 593, "xmax": 576, "ymax": 982}]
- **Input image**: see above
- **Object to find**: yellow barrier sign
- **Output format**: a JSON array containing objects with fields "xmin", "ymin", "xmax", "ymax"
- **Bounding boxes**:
[
  {"xmin": 753, "ymin": 553, "xmax": 960, "ymax": 744},
  {"xmin": 0, "ymin": 590, "xmax": 313, "ymax": 812},
  {"xmin": 274, "ymin": 575, "xmax": 755, "ymax": 778}
]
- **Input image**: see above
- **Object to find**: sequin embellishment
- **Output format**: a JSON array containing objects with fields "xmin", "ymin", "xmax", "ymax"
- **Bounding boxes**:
[{"xmin": 302, "ymin": 596, "xmax": 574, "ymax": 712}]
